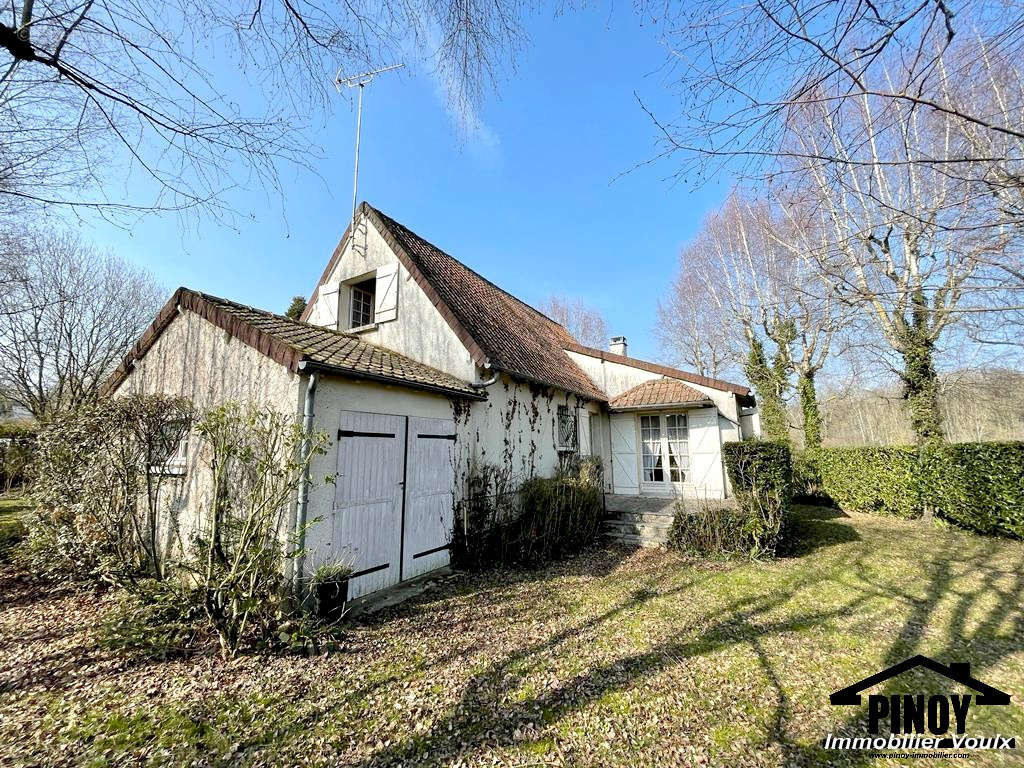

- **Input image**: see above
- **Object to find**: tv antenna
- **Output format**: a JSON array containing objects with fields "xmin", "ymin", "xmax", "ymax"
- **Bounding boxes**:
[{"xmin": 334, "ymin": 63, "xmax": 404, "ymax": 233}]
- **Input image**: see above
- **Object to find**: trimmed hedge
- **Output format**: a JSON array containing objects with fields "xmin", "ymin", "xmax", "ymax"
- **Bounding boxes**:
[
  {"xmin": 720, "ymin": 440, "xmax": 792, "ymax": 558},
  {"xmin": 815, "ymin": 446, "xmax": 922, "ymax": 519},
  {"xmin": 815, "ymin": 442, "xmax": 1024, "ymax": 539},
  {"xmin": 920, "ymin": 442, "xmax": 1024, "ymax": 539}
]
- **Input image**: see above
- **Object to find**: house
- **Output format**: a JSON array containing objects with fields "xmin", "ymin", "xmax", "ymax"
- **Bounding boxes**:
[{"xmin": 107, "ymin": 202, "xmax": 757, "ymax": 599}]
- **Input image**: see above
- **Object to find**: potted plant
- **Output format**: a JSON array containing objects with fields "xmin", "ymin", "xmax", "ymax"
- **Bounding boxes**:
[{"xmin": 309, "ymin": 561, "xmax": 353, "ymax": 621}]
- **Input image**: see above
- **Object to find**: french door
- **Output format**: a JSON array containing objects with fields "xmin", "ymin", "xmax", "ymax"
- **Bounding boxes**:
[{"xmin": 639, "ymin": 413, "xmax": 691, "ymax": 491}]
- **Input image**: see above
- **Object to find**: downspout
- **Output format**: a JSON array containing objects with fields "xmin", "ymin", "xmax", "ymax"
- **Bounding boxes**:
[
  {"xmin": 463, "ymin": 360, "xmax": 498, "ymax": 538},
  {"xmin": 471, "ymin": 360, "xmax": 499, "ymax": 389},
  {"xmin": 292, "ymin": 365, "xmax": 319, "ymax": 599}
]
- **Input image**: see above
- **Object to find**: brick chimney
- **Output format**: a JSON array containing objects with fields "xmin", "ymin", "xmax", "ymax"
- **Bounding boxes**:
[{"xmin": 609, "ymin": 336, "xmax": 628, "ymax": 356}]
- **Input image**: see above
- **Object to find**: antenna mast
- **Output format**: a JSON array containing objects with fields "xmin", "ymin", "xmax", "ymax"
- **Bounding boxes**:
[{"xmin": 335, "ymin": 63, "xmax": 404, "ymax": 233}]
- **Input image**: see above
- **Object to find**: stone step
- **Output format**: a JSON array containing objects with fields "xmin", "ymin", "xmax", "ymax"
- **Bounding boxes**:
[
  {"xmin": 604, "ymin": 519, "xmax": 673, "ymax": 538},
  {"xmin": 605, "ymin": 531, "xmax": 667, "ymax": 549},
  {"xmin": 614, "ymin": 511, "xmax": 676, "ymax": 525}
]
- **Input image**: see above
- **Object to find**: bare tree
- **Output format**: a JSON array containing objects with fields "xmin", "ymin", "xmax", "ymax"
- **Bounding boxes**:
[
  {"xmin": 785, "ymin": 77, "xmax": 1012, "ymax": 442},
  {"xmin": 656, "ymin": 269, "xmax": 737, "ymax": 380},
  {"xmin": 0, "ymin": 1, "xmax": 527, "ymax": 220},
  {"xmin": 539, "ymin": 295, "xmax": 610, "ymax": 348},
  {"xmin": 0, "ymin": 230, "xmax": 162, "ymax": 418},
  {"xmin": 656, "ymin": 1, "xmax": 1024, "ymax": 183},
  {"xmin": 665, "ymin": 191, "xmax": 842, "ymax": 446}
]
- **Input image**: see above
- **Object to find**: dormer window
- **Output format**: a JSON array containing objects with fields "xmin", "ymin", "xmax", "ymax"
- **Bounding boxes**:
[{"xmin": 350, "ymin": 278, "xmax": 375, "ymax": 328}]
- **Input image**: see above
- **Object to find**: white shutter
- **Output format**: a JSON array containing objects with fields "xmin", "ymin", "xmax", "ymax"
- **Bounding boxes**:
[
  {"xmin": 374, "ymin": 264, "xmax": 399, "ymax": 322},
  {"xmin": 310, "ymin": 284, "xmax": 340, "ymax": 328},
  {"xmin": 577, "ymin": 407, "xmax": 591, "ymax": 455},
  {"xmin": 688, "ymin": 407, "xmax": 725, "ymax": 499},
  {"xmin": 610, "ymin": 413, "xmax": 639, "ymax": 494}
]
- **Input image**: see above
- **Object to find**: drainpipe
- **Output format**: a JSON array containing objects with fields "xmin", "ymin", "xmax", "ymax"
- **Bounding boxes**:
[
  {"xmin": 471, "ymin": 360, "xmax": 499, "ymax": 389},
  {"xmin": 292, "ymin": 365, "xmax": 319, "ymax": 599}
]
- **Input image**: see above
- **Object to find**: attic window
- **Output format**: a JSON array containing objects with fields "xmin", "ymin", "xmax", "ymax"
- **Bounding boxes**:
[{"xmin": 350, "ymin": 278, "xmax": 375, "ymax": 328}]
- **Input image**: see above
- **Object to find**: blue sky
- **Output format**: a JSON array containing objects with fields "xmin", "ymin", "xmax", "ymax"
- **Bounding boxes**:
[{"xmin": 88, "ymin": 6, "xmax": 730, "ymax": 363}]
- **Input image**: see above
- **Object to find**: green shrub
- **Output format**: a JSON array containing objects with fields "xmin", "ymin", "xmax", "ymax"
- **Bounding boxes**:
[
  {"xmin": 815, "ymin": 446, "xmax": 922, "ymax": 519},
  {"xmin": 452, "ymin": 457, "xmax": 604, "ymax": 569},
  {"xmin": 791, "ymin": 449, "xmax": 827, "ymax": 502},
  {"xmin": 721, "ymin": 440, "xmax": 792, "ymax": 558},
  {"xmin": 0, "ymin": 422, "xmax": 37, "ymax": 493},
  {"xmin": 920, "ymin": 442, "xmax": 1024, "ymax": 538},
  {"xmin": 666, "ymin": 501, "xmax": 754, "ymax": 558}
]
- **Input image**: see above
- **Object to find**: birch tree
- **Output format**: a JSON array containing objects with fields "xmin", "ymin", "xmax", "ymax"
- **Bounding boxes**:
[{"xmin": 786, "ymin": 81, "xmax": 1011, "ymax": 442}]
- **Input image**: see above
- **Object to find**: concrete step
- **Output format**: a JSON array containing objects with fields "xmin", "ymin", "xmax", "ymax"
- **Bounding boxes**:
[
  {"xmin": 604, "ymin": 519, "xmax": 673, "ymax": 538},
  {"xmin": 614, "ymin": 511, "xmax": 676, "ymax": 525},
  {"xmin": 605, "ymin": 531, "xmax": 667, "ymax": 549}
]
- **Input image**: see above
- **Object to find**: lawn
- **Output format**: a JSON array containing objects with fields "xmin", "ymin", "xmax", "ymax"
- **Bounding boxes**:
[
  {"xmin": 0, "ymin": 494, "xmax": 29, "ymax": 556},
  {"xmin": 1, "ymin": 505, "xmax": 1023, "ymax": 767}
]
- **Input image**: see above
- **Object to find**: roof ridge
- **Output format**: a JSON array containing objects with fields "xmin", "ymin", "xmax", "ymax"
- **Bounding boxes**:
[{"xmin": 367, "ymin": 204, "xmax": 569, "ymax": 332}]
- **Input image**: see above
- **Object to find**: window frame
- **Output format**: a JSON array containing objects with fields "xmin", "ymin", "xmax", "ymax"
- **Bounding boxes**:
[
  {"xmin": 349, "ymin": 279, "xmax": 376, "ymax": 329},
  {"xmin": 556, "ymin": 405, "xmax": 578, "ymax": 453},
  {"xmin": 639, "ymin": 412, "xmax": 692, "ymax": 487},
  {"xmin": 149, "ymin": 421, "xmax": 189, "ymax": 477}
]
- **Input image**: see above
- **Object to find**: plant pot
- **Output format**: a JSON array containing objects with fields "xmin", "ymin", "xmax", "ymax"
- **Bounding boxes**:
[{"xmin": 314, "ymin": 578, "xmax": 349, "ymax": 621}]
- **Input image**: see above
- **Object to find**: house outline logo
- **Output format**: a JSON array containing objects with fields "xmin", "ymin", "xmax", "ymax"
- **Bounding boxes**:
[
  {"xmin": 830, "ymin": 654, "xmax": 1011, "ymax": 707},
  {"xmin": 823, "ymin": 655, "xmax": 1016, "ymax": 753}
]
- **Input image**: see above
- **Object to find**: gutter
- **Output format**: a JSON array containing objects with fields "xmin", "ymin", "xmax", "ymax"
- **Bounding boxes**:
[{"xmin": 291, "ymin": 365, "xmax": 319, "ymax": 600}]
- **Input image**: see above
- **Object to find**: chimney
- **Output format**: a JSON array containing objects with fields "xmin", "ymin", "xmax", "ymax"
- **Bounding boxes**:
[{"xmin": 609, "ymin": 336, "xmax": 628, "ymax": 356}]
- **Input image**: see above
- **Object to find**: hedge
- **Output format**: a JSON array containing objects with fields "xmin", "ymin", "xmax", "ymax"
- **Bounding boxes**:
[
  {"xmin": 815, "ymin": 446, "xmax": 922, "ymax": 519},
  {"xmin": 814, "ymin": 442, "xmax": 1024, "ymax": 539},
  {"xmin": 920, "ymin": 442, "xmax": 1024, "ymax": 539},
  {"xmin": 720, "ymin": 440, "xmax": 792, "ymax": 558}
]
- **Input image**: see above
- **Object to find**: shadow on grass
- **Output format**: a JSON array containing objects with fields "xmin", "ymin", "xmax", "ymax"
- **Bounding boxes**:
[{"xmin": 352, "ymin": 509, "xmax": 1024, "ymax": 767}]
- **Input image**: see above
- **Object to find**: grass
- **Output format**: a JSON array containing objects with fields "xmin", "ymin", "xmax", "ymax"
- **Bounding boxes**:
[
  {"xmin": 1, "ymin": 505, "xmax": 1023, "ymax": 767},
  {"xmin": 0, "ymin": 494, "xmax": 29, "ymax": 557}
]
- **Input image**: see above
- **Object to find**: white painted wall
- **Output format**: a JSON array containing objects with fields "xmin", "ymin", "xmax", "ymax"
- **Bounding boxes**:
[
  {"xmin": 305, "ymin": 217, "xmax": 478, "ymax": 383},
  {"xmin": 114, "ymin": 309, "xmax": 303, "ymax": 547}
]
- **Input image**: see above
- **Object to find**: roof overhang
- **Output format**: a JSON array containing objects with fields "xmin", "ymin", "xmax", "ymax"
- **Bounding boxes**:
[
  {"xmin": 299, "ymin": 360, "xmax": 486, "ymax": 401},
  {"xmin": 608, "ymin": 399, "xmax": 712, "ymax": 413}
]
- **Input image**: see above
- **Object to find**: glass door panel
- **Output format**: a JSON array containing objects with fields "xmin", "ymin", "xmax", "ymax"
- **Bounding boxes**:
[{"xmin": 639, "ymin": 414, "xmax": 664, "ymax": 482}]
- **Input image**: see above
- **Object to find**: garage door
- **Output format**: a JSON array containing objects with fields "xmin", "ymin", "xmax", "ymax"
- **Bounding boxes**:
[
  {"xmin": 332, "ymin": 411, "xmax": 456, "ymax": 599},
  {"xmin": 333, "ymin": 411, "xmax": 405, "ymax": 599},
  {"xmin": 402, "ymin": 416, "xmax": 456, "ymax": 580}
]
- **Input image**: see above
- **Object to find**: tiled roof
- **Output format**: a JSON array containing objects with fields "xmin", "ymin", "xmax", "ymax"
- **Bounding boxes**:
[
  {"xmin": 563, "ymin": 341, "xmax": 751, "ymax": 396},
  {"xmin": 104, "ymin": 288, "xmax": 484, "ymax": 399},
  {"xmin": 365, "ymin": 205, "xmax": 605, "ymax": 400},
  {"xmin": 300, "ymin": 202, "xmax": 750, "ymax": 402},
  {"xmin": 608, "ymin": 378, "xmax": 712, "ymax": 411}
]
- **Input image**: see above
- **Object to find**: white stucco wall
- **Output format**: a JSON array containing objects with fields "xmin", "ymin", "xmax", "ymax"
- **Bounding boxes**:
[
  {"xmin": 114, "ymin": 308, "xmax": 303, "ymax": 547},
  {"xmin": 305, "ymin": 217, "xmax": 478, "ymax": 383}
]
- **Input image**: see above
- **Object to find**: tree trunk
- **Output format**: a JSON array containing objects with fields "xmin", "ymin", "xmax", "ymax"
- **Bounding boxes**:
[
  {"xmin": 797, "ymin": 369, "xmax": 822, "ymax": 449},
  {"xmin": 745, "ymin": 336, "xmax": 789, "ymax": 443},
  {"xmin": 898, "ymin": 291, "xmax": 945, "ymax": 444}
]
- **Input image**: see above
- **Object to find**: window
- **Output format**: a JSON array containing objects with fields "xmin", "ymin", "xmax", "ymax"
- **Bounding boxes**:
[
  {"xmin": 641, "ymin": 413, "xmax": 690, "ymax": 485},
  {"xmin": 665, "ymin": 414, "xmax": 690, "ymax": 482},
  {"xmin": 640, "ymin": 414, "xmax": 663, "ymax": 482},
  {"xmin": 150, "ymin": 421, "xmax": 189, "ymax": 475},
  {"xmin": 557, "ymin": 405, "xmax": 578, "ymax": 452},
  {"xmin": 350, "ymin": 278, "xmax": 375, "ymax": 328}
]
